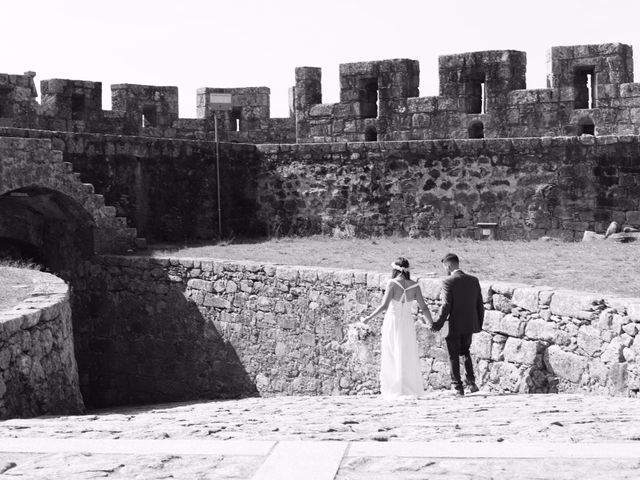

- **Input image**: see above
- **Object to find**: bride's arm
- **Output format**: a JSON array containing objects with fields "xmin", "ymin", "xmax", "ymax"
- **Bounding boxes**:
[
  {"xmin": 415, "ymin": 288, "xmax": 433, "ymax": 324},
  {"xmin": 361, "ymin": 281, "xmax": 394, "ymax": 323}
]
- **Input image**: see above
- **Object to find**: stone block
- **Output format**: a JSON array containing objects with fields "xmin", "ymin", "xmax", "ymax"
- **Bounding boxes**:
[
  {"xmin": 577, "ymin": 325, "xmax": 603, "ymax": 357},
  {"xmin": 354, "ymin": 271, "xmax": 367, "ymax": 285},
  {"xmin": 512, "ymin": 287, "xmax": 541, "ymax": 312},
  {"xmin": 601, "ymin": 338, "xmax": 624, "ymax": 363},
  {"xmin": 607, "ymin": 362, "xmax": 628, "ymax": 394},
  {"xmin": 213, "ymin": 280, "xmax": 227, "ymax": 293},
  {"xmin": 546, "ymin": 345, "xmax": 587, "ymax": 383},
  {"xmin": 549, "ymin": 291, "xmax": 604, "ymax": 320},
  {"xmin": 335, "ymin": 271, "xmax": 354, "ymax": 286},
  {"xmin": 275, "ymin": 266, "xmax": 299, "ymax": 283},
  {"xmin": 503, "ymin": 338, "xmax": 539, "ymax": 365},
  {"xmin": 627, "ymin": 303, "xmax": 640, "ymax": 322},
  {"xmin": 492, "ymin": 294, "xmax": 514, "ymax": 313},
  {"xmin": 524, "ymin": 319, "xmax": 556, "ymax": 342},
  {"xmin": 366, "ymin": 272, "xmax": 383, "ymax": 289},
  {"xmin": 225, "ymin": 281, "xmax": 238, "ymax": 294},
  {"xmin": 498, "ymin": 314, "xmax": 525, "ymax": 337},
  {"xmin": 278, "ymin": 316, "xmax": 296, "ymax": 330},
  {"xmin": 419, "ymin": 278, "xmax": 443, "ymax": 300},
  {"xmin": 620, "ymin": 333, "xmax": 633, "ymax": 347},
  {"xmin": 491, "ymin": 341, "xmax": 505, "ymax": 361},
  {"xmin": 482, "ymin": 310, "xmax": 504, "ymax": 333},
  {"xmin": 471, "ymin": 331, "xmax": 492, "ymax": 359},
  {"xmin": 186, "ymin": 279, "xmax": 213, "ymax": 292},
  {"xmin": 298, "ymin": 267, "xmax": 318, "ymax": 283},
  {"xmin": 588, "ymin": 358, "xmax": 609, "ymax": 384},
  {"xmin": 203, "ymin": 294, "xmax": 231, "ymax": 309},
  {"xmin": 256, "ymin": 297, "xmax": 272, "ymax": 312},
  {"xmin": 301, "ymin": 332, "xmax": 316, "ymax": 346}
]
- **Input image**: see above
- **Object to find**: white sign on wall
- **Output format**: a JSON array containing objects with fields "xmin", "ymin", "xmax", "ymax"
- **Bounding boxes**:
[{"xmin": 209, "ymin": 93, "xmax": 233, "ymax": 111}]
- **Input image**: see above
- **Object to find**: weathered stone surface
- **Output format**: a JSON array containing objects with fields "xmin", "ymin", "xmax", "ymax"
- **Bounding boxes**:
[
  {"xmin": 577, "ymin": 325, "xmax": 603, "ymax": 357},
  {"xmin": 546, "ymin": 346, "xmax": 587, "ymax": 383},
  {"xmin": 601, "ymin": 338, "xmax": 625, "ymax": 364},
  {"xmin": 525, "ymin": 319, "xmax": 557, "ymax": 341},
  {"xmin": 68, "ymin": 255, "xmax": 640, "ymax": 408},
  {"xmin": 550, "ymin": 291, "xmax": 604, "ymax": 320},
  {"xmin": 482, "ymin": 310, "xmax": 505, "ymax": 332},
  {"xmin": 513, "ymin": 287, "xmax": 543, "ymax": 312},
  {"xmin": 471, "ymin": 331, "xmax": 492, "ymax": 359},
  {"xmin": 0, "ymin": 269, "xmax": 83, "ymax": 419},
  {"xmin": 503, "ymin": 338, "xmax": 538, "ymax": 365}
]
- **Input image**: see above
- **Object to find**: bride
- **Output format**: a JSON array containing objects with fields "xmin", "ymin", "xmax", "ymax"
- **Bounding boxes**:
[{"xmin": 361, "ymin": 257, "xmax": 433, "ymax": 398}]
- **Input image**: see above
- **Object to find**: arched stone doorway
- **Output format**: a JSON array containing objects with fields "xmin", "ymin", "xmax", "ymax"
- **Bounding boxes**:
[
  {"xmin": 0, "ymin": 186, "xmax": 95, "ymax": 277},
  {"xmin": 0, "ymin": 136, "xmax": 137, "ymax": 261}
]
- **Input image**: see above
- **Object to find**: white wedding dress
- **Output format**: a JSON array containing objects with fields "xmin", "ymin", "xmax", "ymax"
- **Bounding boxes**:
[{"xmin": 380, "ymin": 279, "xmax": 425, "ymax": 398}]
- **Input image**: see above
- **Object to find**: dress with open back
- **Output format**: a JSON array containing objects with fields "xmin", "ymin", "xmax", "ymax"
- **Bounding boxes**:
[{"xmin": 380, "ymin": 278, "xmax": 425, "ymax": 398}]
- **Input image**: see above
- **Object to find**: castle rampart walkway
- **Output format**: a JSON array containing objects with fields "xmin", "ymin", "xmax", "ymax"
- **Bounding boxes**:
[{"xmin": 0, "ymin": 392, "xmax": 639, "ymax": 478}]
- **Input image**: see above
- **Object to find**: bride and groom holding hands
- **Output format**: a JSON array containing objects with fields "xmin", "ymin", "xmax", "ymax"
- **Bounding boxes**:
[{"xmin": 360, "ymin": 253, "xmax": 485, "ymax": 398}]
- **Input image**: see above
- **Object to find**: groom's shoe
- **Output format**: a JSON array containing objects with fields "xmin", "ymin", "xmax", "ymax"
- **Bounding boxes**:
[
  {"xmin": 467, "ymin": 382, "xmax": 479, "ymax": 393},
  {"xmin": 453, "ymin": 386, "xmax": 464, "ymax": 397}
]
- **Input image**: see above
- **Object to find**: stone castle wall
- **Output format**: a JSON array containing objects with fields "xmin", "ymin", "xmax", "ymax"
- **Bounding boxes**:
[
  {"xmin": 0, "ymin": 268, "xmax": 84, "ymax": 419},
  {"xmin": 0, "ymin": 128, "xmax": 261, "ymax": 243},
  {"xmin": 1, "ymin": 42, "xmax": 640, "ymax": 143},
  {"xmin": 294, "ymin": 44, "xmax": 640, "ymax": 143},
  {"xmin": 73, "ymin": 255, "xmax": 640, "ymax": 407},
  {"xmin": 2, "ymin": 129, "xmax": 639, "ymax": 243},
  {"xmin": 254, "ymin": 136, "xmax": 640, "ymax": 240}
]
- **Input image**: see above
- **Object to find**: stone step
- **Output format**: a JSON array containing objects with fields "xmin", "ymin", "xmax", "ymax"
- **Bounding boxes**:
[
  {"xmin": 81, "ymin": 183, "xmax": 95, "ymax": 194},
  {"xmin": 101, "ymin": 205, "xmax": 117, "ymax": 217}
]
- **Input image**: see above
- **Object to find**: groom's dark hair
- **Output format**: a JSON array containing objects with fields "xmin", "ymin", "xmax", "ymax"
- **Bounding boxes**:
[{"xmin": 441, "ymin": 253, "xmax": 459, "ymax": 266}]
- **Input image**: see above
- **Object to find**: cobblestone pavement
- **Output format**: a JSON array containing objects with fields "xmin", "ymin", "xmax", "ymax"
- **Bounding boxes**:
[{"xmin": 0, "ymin": 391, "xmax": 639, "ymax": 478}]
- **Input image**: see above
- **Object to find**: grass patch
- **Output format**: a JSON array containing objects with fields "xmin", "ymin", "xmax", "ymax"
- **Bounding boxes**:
[{"xmin": 147, "ymin": 236, "xmax": 640, "ymax": 297}]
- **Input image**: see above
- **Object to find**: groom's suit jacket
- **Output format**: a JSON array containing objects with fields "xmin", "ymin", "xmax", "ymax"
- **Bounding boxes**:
[{"xmin": 432, "ymin": 270, "xmax": 484, "ymax": 336}]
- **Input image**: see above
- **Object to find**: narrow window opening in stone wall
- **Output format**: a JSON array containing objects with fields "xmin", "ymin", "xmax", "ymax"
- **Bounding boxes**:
[
  {"xmin": 142, "ymin": 105, "xmax": 157, "ymax": 127},
  {"xmin": 578, "ymin": 118, "xmax": 595, "ymax": 135},
  {"xmin": 465, "ymin": 75, "xmax": 486, "ymax": 114},
  {"xmin": 71, "ymin": 94, "xmax": 85, "ymax": 121},
  {"xmin": 365, "ymin": 126, "xmax": 377, "ymax": 141},
  {"xmin": 574, "ymin": 67, "xmax": 596, "ymax": 109},
  {"xmin": 468, "ymin": 121, "xmax": 484, "ymax": 139},
  {"xmin": 229, "ymin": 107, "xmax": 242, "ymax": 132},
  {"xmin": 359, "ymin": 78, "xmax": 378, "ymax": 119},
  {"xmin": 0, "ymin": 91, "xmax": 8, "ymax": 117}
]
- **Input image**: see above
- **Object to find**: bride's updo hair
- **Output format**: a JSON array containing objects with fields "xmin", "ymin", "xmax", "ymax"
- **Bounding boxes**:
[{"xmin": 391, "ymin": 257, "xmax": 411, "ymax": 280}]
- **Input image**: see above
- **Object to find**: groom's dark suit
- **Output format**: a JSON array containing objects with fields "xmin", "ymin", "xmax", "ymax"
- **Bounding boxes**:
[{"xmin": 432, "ymin": 270, "xmax": 484, "ymax": 392}]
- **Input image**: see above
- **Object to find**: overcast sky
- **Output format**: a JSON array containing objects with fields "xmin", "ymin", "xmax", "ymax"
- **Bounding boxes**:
[{"xmin": 4, "ymin": 0, "xmax": 640, "ymax": 118}]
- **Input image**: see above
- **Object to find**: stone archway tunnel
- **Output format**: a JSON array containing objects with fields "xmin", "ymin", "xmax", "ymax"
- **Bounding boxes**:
[{"xmin": 0, "ymin": 136, "xmax": 138, "ymax": 273}]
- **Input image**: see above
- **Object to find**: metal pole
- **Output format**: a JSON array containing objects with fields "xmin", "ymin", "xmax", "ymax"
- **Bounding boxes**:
[{"xmin": 214, "ymin": 113, "xmax": 222, "ymax": 239}]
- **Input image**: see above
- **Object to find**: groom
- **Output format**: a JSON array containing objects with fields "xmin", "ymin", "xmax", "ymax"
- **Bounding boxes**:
[{"xmin": 430, "ymin": 253, "xmax": 484, "ymax": 396}]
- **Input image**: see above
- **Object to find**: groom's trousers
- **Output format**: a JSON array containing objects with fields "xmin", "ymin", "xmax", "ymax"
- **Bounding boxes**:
[{"xmin": 445, "ymin": 333, "xmax": 475, "ymax": 389}]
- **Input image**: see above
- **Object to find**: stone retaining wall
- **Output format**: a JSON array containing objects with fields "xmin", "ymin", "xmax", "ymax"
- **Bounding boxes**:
[
  {"xmin": 74, "ymin": 256, "xmax": 640, "ymax": 406},
  {"xmin": 0, "ymin": 268, "xmax": 84, "ymax": 419}
]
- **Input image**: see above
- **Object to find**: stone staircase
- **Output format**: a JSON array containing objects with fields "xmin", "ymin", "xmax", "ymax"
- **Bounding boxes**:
[{"xmin": 0, "ymin": 136, "xmax": 144, "ymax": 255}]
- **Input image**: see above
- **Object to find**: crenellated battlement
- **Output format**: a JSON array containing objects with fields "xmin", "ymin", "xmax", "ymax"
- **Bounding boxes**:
[{"xmin": 0, "ymin": 42, "xmax": 638, "ymax": 143}]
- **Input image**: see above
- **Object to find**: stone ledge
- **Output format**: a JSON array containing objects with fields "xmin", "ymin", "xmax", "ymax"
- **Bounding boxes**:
[
  {"xmin": 0, "ymin": 268, "xmax": 69, "ymax": 337},
  {"xmin": 0, "ymin": 267, "xmax": 83, "ymax": 419}
]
